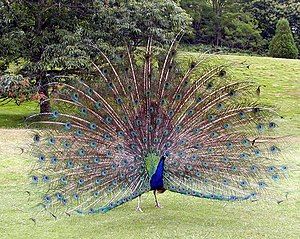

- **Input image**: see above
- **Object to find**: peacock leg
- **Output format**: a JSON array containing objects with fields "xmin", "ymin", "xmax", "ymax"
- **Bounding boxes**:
[
  {"xmin": 136, "ymin": 195, "xmax": 143, "ymax": 212},
  {"xmin": 154, "ymin": 190, "xmax": 163, "ymax": 208}
]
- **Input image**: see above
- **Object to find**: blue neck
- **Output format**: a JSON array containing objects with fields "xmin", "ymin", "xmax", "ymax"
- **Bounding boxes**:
[{"xmin": 150, "ymin": 157, "xmax": 165, "ymax": 190}]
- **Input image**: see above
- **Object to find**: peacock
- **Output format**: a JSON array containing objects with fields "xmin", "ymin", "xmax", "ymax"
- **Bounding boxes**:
[{"xmin": 27, "ymin": 36, "xmax": 288, "ymax": 217}]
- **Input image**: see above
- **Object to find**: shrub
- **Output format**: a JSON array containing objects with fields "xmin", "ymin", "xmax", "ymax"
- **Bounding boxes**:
[{"xmin": 269, "ymin": 18, "xmax": 299, "ymax": 59}]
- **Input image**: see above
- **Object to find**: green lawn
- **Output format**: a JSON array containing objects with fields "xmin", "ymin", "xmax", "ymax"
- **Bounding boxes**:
[
  {"xmin": 178, "ymin": 53, "xmax": 300, "ymax": 136},
  {"xmin": 0, "ymin": 101, "xmax": 38, "ymax": 128},
  {"xmin": 0, "ymin": 54, "xmax": 299, "ymax": 239}
]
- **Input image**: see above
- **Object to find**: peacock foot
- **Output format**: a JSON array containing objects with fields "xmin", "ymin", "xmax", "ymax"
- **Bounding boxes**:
[{"xmin": 155, "ymin": 203, "xmax": 163, "ymax": 209}]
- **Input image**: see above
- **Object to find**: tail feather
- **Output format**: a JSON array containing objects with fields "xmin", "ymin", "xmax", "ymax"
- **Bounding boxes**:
[{"xmin": 28, "ymin": 36, "xmax": 288, "ymax": 217}]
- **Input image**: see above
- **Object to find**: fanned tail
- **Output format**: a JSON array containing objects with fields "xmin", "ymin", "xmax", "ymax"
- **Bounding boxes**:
[
  {"xmin": 159, "ymin": 57, "xmax": 288, "ymax": 201},
  {"xmin": 28, "ymin": 36, "xmax": 288, "ymax": 218}
]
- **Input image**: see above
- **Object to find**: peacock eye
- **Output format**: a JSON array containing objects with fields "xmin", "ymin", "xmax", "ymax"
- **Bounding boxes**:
[
  {"xmin": 28, "ymin": 38, "xmax": 286, "ymax": 213},
  {"xmin": 33, "ymin": 134, "xmax": 40, "ymax": 142}
]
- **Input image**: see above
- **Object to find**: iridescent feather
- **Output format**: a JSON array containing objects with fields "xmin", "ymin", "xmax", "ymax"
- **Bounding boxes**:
[{"xmin": 28, "ymin": 36, "xmax": 288, "ymax": 217}]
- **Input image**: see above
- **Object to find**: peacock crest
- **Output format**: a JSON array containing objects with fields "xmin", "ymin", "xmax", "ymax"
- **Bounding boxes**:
[{"xmin": 27, "ymin": 36, "xmax": 288, "ymax": 217}]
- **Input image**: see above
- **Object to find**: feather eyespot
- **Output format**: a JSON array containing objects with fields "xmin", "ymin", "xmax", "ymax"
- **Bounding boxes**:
[{"xmin": 33, "ymin": 134, "xmax": 40, "ymax": 142}]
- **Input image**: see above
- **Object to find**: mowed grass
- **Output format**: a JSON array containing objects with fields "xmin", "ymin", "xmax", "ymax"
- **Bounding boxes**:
[
  {"xmin": 0, "ymin": 129, "xmax": 299, "ymax": 239},
  {"xmin": 0, "ymin": 101, "xmax": 38, "ymax": 128},
  {"xmin": 0, "ymin": 54, "xmax": 299, "ymax": 239},
  {"xmin": 178, "ymin": 53, "xmax": 300, "ymax": 136}
]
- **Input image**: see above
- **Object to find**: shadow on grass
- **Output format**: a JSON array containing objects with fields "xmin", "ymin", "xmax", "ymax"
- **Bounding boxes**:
[
  {"xmin": 0, "ymin": 114, "xmax": 29, "ymax": 128},
  {"xmin": 0, "ymin": 101, "xmax": 39, "ymax": 128}
]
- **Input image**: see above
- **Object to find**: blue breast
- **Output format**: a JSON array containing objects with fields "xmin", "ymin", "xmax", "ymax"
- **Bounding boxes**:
[{"xmin": 150, "ymin": 157, "xmax": 165, "ymax": 190}]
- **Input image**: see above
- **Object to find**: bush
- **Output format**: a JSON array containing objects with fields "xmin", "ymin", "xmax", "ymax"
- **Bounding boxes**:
[{"xmin": 269, "ymin": 18, "xmax": 299, "ymax": 59}]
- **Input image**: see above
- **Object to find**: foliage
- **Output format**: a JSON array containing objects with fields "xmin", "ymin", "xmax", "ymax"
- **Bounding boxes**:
[
  {"xmin": 222, "ymin": 12, "xmax": 265, "ymax": 52},
  {"xmin": 0, "ymin": 0, "xmax": 191, "ymax": 111},
  {"xmin": 243, "ymin": 0, "xmax": 300, "ymax": 51},
  {"xmin": 0, "ymin": 0, "xmax": 96, "ymax": 111},
  {"xmin": 0, "ymin": 0, "xmax": 299, "ymax": 110},
  {"xmin": 0, "ymin": 75, "xmax": 41, "ymax": 105},
  {"xmin": 91, "ymin": 0, "xmax": 192, "ymax": 47},
  {"xmin": 180, "ymin": 0, "xmax": 264, "ymax": 52},
  {"xmin": 180, "ymin": 0, "xmax": 300, "ymax": 54},
  {"xmin": 180, "ymin": 0, "xmax": 213, "ymax": 44},
  {"xmin": 269, "ymin": 18, "xmax": 299, "ymax": 59}
]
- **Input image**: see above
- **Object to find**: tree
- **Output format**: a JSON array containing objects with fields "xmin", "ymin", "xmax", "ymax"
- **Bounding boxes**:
[
  {"xmin": 243, "ymin": 0, "xmax": 300, "ymax": 52},
  {"xmin": 269, "ymin": 18, "xmax": 298, "ymax": 59},
  {"xmin": 89, "ymin": 0, "xmax": 191, "ymax": 47},
  {"xmin": 0, "ymin": 0, "xmax": 191, "ymax": 112},
  {"xmin": 210, "ymin": 0, "xmax": 228, "ymax": 46},
  {"xmin": 181, "ymin": 0, "xmax": 234, "ymax": 46},
  {"xmin": 180, "ymin": 0, "xmax": 264, "ymax": 51},
  {"xmin": 180, "ymin": 0, "xmax": 214, "ymax": 44},
  {"xmin": 223, "ymin": 13, "xmax": 264, "ymax": 52},
  {"xmin": 0, "ymin": 0, "xmax": 96, "ymax": 112}
]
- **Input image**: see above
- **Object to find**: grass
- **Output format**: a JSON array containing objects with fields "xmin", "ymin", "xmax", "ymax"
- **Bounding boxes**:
[
  {"xmin": 0, "ymin": 101, "xmax": 39, "ymax": 128},
  {"xmin": 0, "ymin": 54, "xmax": 299, "ymax": 238},
  {"xmin": 178, "ymin": 53, "xmax": 300, "ymax": 136},
  {"xmin": 0, "ymin": 129, "xmax": 299, "ymax": 239}
]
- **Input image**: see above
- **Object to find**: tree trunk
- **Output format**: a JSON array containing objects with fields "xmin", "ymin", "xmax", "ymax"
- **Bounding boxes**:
[
  {"xmin": 212, "ymin": 0, "xmax": 222, "ymax": 47},
  {"xmin": 215, "ymin": 21, "xmax": 221, "ymax": 46},
  {"xmin": 39, "ymin": 76, "xmax": 51, "ymax": 113}
]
